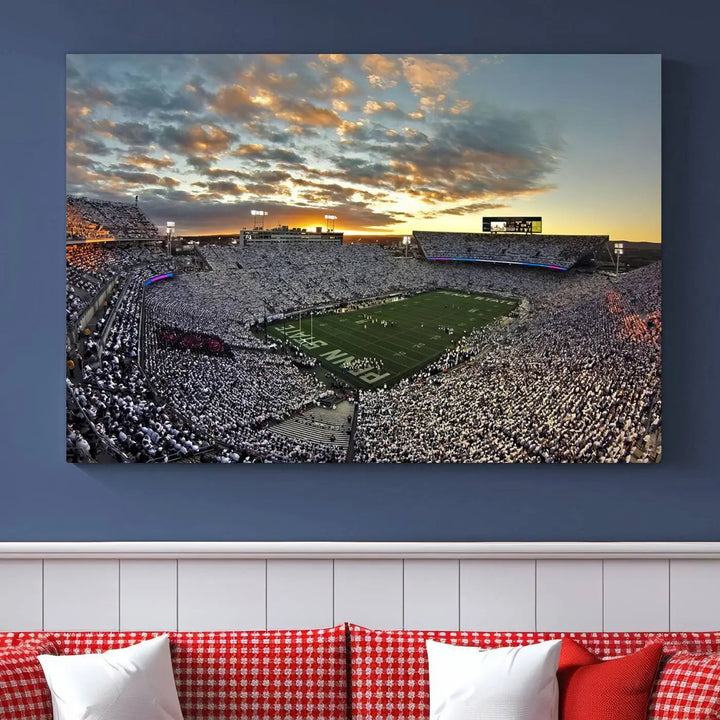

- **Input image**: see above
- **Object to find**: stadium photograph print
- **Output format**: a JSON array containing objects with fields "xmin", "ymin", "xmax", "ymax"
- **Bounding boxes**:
[{"xmin": 65, "ymin": 53, "xmax": 661, "ymax": 464}]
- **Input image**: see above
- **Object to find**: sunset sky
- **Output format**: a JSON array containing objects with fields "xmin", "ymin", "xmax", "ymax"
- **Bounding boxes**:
[{"xmin": 67, "ymin": 54, "xmax": 660, "ymax": 242}]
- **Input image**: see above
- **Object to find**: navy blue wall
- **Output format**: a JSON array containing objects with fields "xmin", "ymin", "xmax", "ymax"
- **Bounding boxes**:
[{"xmin": 1, "ymin": 0, "xmax": 718, "ymax": 541}]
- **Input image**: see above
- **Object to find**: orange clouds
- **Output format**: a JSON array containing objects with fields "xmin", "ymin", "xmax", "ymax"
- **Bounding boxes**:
[
  {"xmin": 400, "ymin": 55, "xmax": 468, "ymax": 96},
  {"xmin": 212, "ymin": 84, "xmax": 343, "ymax": 129},
  {"xmin": 362, "ymin": 54, "xmax": 402, "ymax": 88},
  {"xmin": 363, "ymin": 99, "xmax": 400, "ymax": 115},
  {"xmin": 317, "ymin": 54, "xmax": 349, "ymax": 65},
  {"xmin": 273, "ymin": 98, "xmax": 342, "ymax": 127},
  {"xmin": 210, "ymin": 84, "xmax": 256, "ymax": 119},
  {"xmin": 232, "ymin": 143, "xmax": 265, "ymax": 156},
  {"xmin": 331, "ymin": 76, "xmax": 357, "ymax": 96},
  {"xmin": 176, "ymin": 125, "xmax": 234, "ymax": 154},
  {"xmin": 123, "ymin": 154, "xmax": 175, "ymax": 169}
]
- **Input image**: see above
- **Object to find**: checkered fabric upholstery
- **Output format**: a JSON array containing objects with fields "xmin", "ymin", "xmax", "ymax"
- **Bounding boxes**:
[
  {"xmin": 648, "ymin": 633, "xmax": 720, "ymax": 654},
  {"xmin": 348, "ymin": 625, "xmax": 650, "ymax": 720},
  {"xmin": 0, "ymin": 627, "xmax": 348, "ymax": 720},
  {"xmin": 648, "ymin": 652, "xmax": 720, "ymax": 720},
  {"xmin": 0, "ymin": 635, "xmax": 59, "ymax": 720}
]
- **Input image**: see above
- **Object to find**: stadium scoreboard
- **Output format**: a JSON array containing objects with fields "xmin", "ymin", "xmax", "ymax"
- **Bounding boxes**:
[{"xmin": 483, "ymin": 217, "xmax": 542, "ymax": 233}]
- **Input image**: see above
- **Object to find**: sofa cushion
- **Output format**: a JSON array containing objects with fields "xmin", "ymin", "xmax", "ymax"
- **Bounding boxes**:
[
  {"xmin": 647, "ymin": 652, "xmax": 720, "ymax": 720},
  {"xmin": 38, "ymin": 634, "xmax": 183, "ymax": 720},
  {"xmin": 2, "ymin": 627, "xmax": 348, "ymax": 720},
  {"xmin": 426, "ymin": 638, "xmax": 562, "ymax": 720},
  {"xmin": 348, "ymin": 625, "xmax": 650, "ymax": 720},
  {"xmin": 558, "ymin": 638, "xmax": 663, "ymax": 720},
  {"xmin": 0, "ymin": 635, "xmax": 59, "ymax": 720}
]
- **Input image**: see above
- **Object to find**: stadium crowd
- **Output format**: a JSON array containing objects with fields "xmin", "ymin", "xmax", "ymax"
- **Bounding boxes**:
[
  {"xmin": 354, "ymin": 264, "xmax": 661, "ymax": 463},
  {"xmin": 67, "ymin": 196, "xmax": 160, "ymax": 239},
  {"xmin": 66, "ymin": 213, "xmax": 661, "ymax": 462},
  {"xmin": 415, "ymin": 231, "xmax": 606, "ymax": 269}
]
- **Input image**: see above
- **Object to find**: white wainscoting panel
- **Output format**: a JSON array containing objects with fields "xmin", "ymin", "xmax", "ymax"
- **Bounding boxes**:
[
  {"xmin": 177, "ymin": 559, "xmax": 265, "ymax": 631},
  {"xmin": 119, "ymin": 560, "xmax": 177, "ymax": 631},
  {"xmin": 460, "ymin": 559, "xmax": 536, "ymax": 631},
  {"xmin": 334, "ymin": 560, "xmax": 403, "ymax": 629},
  {"xmin": 0, "ymin": 544, "xmax": 718, "ymax": 634},
  {"xmin": 536, "ymin": 560, "xmax": 603, "ymax": 631},
  {"xmin": 0, "ymin": 560, "xmax": 43, "ymax": 631},
  {"xmin": 403, "ymin": 559, "xmax": 459, "ymax": 630},
  {"xmin": 670, "ymin": 560, "xmax": 720, "ymax": 631},
  {"xmin": 603, "ymin": 560, "xmax": 669, "ymax": 631},
  {"xmin": 266, "ymin": 559, "xmax": 334, "ymax": 629},
  {"xmin": 43, "ymin": 559, "xmax": 120, "ymax": 631}
]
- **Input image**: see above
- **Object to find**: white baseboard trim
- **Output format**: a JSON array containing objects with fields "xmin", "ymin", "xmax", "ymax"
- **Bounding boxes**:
[{"xmin": 1, "ymin": 541, "xmax": 719, "ymax": 559}]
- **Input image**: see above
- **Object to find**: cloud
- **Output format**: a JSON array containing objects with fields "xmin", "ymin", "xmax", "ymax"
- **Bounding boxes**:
[
  {"xmin": 330, "ymin": 76, "xmax": 357, "ymax": 97},
  {"xmin": 230, "ymin": 144, "xmax": 305, "ymax": 164},
  {"xmin": 108, "ymin": 169, "xmax": 180, "ymax": 188},
  {"xmin": 122, "ymin": 153, "xmax": 175, "ymax": 169},
  {"xmin": 159, "ymin": 123, "xmax": 236, "ymax": 156},
  {"xmin": 210, "ymin": 84, "xmax": 258, "ymax": 120},
  {"xmin": 317, "ymin": 54, "xmax": 350, "ymax": 65},
  {"xmin": 362, "ymin": 54, "xmax": 402, "ymax": 89},
  {"xmin": 109, "ymin": 121, "xmax": 156, "ymax": 146},
  {"xmin": 67, "ymin": 54, "xmax": 565, "ymax": 231},
  {"xmin": 67, "ymin": 137, "xmax": 112, "ymax": 156},
  {"xmin": 272, "ymin": 97, "xmax": 343, "ymax": 127},
  {"xmin": 400, "ymin": 55, "xmax": 468, "ymax": 95},
  {"xmin": 363, "ymin": 100, "xmax": 403, "ymax": 117}
]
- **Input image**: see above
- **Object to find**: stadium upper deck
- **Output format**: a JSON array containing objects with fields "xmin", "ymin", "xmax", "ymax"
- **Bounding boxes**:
[
  {"xmin": 67, "ymin": 196, "xmax": 160, "ymax": 241},
  {"xmin": 414, "ymin": 231, "xmax": 607, "ymax": 270}
]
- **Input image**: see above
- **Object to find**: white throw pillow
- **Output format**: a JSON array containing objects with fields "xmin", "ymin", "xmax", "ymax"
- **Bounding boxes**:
[
  {"xmin": 38, "ymin": 634, "xmax": 184, "ymax": 720},
  {"xmin": 426, "ymin": 638, "xmax": 562, "ymax": 720}
]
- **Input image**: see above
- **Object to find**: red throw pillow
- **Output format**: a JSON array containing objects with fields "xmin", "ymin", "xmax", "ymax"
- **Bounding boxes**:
[
  {"xmin": 558, "ymin": 637, "xmax": 663, "ymax": 720},
  {"xmin": 0, "ymin": 635, "xmax": 60, "ymax": 720}
]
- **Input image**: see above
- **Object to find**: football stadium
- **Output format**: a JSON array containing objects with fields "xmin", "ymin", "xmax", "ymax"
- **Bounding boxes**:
[{"xmin": 65, "ymin": 198, "xmax": 661, "ymax": 464}]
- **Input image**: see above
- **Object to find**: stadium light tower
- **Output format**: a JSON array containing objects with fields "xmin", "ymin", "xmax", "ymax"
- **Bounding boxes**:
[
  {"xmin": 325, "ymin": 214, "xmax": 337, "ymax": 231},
  {"xmin": 166, "ymin": 221, "xmax": 175, "ymax": 257},
  {"xmin": 402, "ymin": 235, "xmax": 412, "ymax": 257},
  {"xmin": 614, "ymin": 242, "xmax": 624, "ymax": 276},
  {"xmin": 251, "ymin": 209, "xmax": 268, "ymax": 230}
]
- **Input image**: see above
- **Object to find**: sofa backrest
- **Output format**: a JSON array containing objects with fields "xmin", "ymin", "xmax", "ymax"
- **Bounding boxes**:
[
  {"xmin": 1, "ymin": 627, "xmax": 349, "ymax": 720},
  {"xmin": 347, "ymin": 625, "xmax": 720, "ymax": 720},
  {"xmin": 3, "ymin": 626, "xmax": 720, "ymax": 720}
]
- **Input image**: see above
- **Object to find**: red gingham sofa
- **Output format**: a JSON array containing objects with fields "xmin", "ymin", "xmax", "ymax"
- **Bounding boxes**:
[{"xmin": 2, "ymin": 625, "xmax": 720, "ymax": 720}]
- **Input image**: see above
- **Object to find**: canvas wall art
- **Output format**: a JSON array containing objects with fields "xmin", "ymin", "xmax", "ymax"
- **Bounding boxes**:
[{"xmin": 65, "ymin": 53, "xmax": 661, "ymax": 463}]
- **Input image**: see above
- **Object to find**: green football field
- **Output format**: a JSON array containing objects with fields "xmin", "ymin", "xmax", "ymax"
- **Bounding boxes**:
[{"xmin": 267, "ymin": 290, "xmax": 518, "ymax": 390}]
